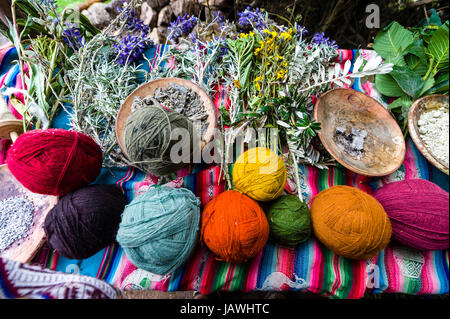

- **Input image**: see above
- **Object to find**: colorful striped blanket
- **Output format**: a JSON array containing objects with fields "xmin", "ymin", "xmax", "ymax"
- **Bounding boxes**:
[
  {"xmin": 1, "ymin": 45, "xmax": 448, "ymax": 299},
  {"xmin": 0, "ymin": 257, "xmax": 120, "ymax": 299}
]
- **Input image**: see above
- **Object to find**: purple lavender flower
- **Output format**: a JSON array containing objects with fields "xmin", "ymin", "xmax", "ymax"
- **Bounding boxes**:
[
  {"xmin": 237, "ymin": 6, "xmax": 266, "ymax": 31},
  {"xmin": 62, "ymin": 25, "xmax": 85, "ymax": 51},
  {"xmin": 327, "ymin": 39, "xmax": 339, "ymax": 50},
  {"xmin": 214, "ymin": 36, "xmax": 228, "ymax": 58},
  {"xmin": 189, "ymin": 32, "xmax": 205, "ymax": 52},
  {"xmin": 296, "ymin": 25, "xmax": 309, "ymax": 37},
  {"xmin": 189, "ymin": 32, "xmax": 198, "ymax": 44},
  {"xmin": 212, "ymin": 11, "xmax": 225, "ymax": 29},
  {"xmin": 114, "ymin": 35, "xmax": 153, "ymax": 65},
  {"xmin": 117, "ymin": 1, "xmax": 150, "ymax": 37},
  {"xmin": 312, "ymin": 32, "xmax": 339, "ymax": 49},
  {"xmin": 213, "ymin": 11, "xmax": 224, "ymax": 23},
  {"xmin": 169, "ymin": 14, "xmax": 198, "ymax": 41},
  {"xmin": 312, "ymin": 32, "xmax": 329, "ymax": 45}
]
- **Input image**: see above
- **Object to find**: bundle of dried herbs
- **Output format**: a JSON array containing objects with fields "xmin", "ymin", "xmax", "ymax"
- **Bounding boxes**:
[
  {"xmin": 64, "ymin": 0, "xmax": 152, "ymax": 166},
  {"xmin": 2, "ymin": 0, "xmax": 99, "ymax": 131}
]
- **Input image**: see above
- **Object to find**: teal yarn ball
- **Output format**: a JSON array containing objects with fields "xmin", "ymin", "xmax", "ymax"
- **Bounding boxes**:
[
  {"xmin": 116, "ymin": 186, "xmax": 201, "ymax": 275},
  {"xmin": 266, "ymin": 194, "xmax": 312, "ymax": 247}
]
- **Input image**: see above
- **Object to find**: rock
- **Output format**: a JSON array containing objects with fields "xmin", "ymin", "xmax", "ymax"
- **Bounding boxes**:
[
  {"xmin": 199, "ymin": 0, "xmax": 231, "ymax": 7},
  {"xmin": 170, "ymin": 0, "xmax": 201, "ymax": 17},
  {"xmin": 141, "ymin": 1, "xmax": 158, "ymax": 27},
  {"xmin": 149, "ymin": 27, "xmax": 166, "ymax": 44},
  {"xmin": 157, "ymin": 5, "xmax": 173, "ymax": 26},
  {"xmin": 81, "ymin": 2, "xmax": 112, "ymax": 30},
  {"xmin": 105, "ymin": 0, "xmax": 123, "ymax": 15},
  {"xmin": 146, "ymin": 0, "xmax": 170, "ymax": 10},
  {"xmin": 158, "ymin": 26, "xmax": 169, "ymax": 41}
]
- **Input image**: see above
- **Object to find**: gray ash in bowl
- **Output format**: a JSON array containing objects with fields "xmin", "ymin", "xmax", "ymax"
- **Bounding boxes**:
[
  {"xmin": 132, "ymin": 82, "xmax": 208, "ymax": 139},
  {"xmin": 335, "ymin": 126, "xmax": 367, "ymax": 160},
  {"xmin": 0, "ymin": 195, "xmax": 35, "ymax": 253}
]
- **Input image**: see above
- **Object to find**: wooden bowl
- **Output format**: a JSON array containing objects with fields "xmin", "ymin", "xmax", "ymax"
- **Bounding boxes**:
[
  {"xmin": 115, "ymin": 78, "xmax": 218, "ymax": 159},
  {"xmin": 0, "ymin": 164, "xmax": 58, "ymax": 263},
  {"xmin": 314, "ymin": 88, "xmax": 405, "ymax": 176},
  {"xmin": 408, "ymin": 95, "xmax": 449, "ymax": 175}
]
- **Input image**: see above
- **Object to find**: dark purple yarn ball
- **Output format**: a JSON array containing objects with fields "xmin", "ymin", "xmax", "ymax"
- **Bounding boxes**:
[
  {"xmin": 373, "ymin": 179, "xmax": 449, "ymax": 251},
  {"xmin": 44, "ymin": 184, "xmax": 128, "ymax": 259}
]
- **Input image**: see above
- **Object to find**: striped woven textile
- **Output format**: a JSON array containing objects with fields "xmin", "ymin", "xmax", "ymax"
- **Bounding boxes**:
[
  {"xmin": 1, "ymin": 45, "xmax": 449, "ymax": 299},
  {"xmin": 0, "ymin": 257, "xmax": 120, "ymax": 299}
]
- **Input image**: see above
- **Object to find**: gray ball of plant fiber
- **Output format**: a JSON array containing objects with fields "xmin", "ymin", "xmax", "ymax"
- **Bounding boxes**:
[{"xmin": 124, "ymin": 105, "xmax": 195, "ymax": 176}]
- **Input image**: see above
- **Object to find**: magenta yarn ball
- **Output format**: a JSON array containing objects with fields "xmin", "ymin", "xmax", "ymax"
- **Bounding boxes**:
[{"xmin": 373, "ymin": 179, "xmax": 449, "ymax": 251}]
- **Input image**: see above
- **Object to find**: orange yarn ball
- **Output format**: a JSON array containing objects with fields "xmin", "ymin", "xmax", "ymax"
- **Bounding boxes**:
[
  {"xmin": 310, "ymin": 185, "xmax": 392, "ymax": 260},
  {"xmin": 201, "ymin": 190, "xmax": 269, "ymax": 263}
]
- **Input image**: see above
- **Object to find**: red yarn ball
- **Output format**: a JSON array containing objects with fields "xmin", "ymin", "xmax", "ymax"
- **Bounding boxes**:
[
  {"xmin": 7, "ymin": 129, "xmax": 102, "ymax": 196},
  {"xmin": 373, "ymin": 179, "xmax": 449, "ymax": 251}
]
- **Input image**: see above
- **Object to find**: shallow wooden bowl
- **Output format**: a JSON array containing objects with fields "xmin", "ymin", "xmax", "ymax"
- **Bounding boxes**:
[
  {"xmin": 115, "ymin": 78, "xmax": 218, "ymax": 159},
  {"xmin": 314, "ymin": 88, "xmax": 406, "ymax": 176},
  {"xmin": 408, "ymin": 95, "xmax": 449, "ymax": 175},
  {"xmin": 0, "ymin": 164, "xmax": 58, "ymax": 263}
]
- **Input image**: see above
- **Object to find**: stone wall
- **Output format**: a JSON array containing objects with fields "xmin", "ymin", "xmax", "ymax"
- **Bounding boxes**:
[{"xmin": 81, "ymin": 0, "xmax": 232, "ymax": 43}]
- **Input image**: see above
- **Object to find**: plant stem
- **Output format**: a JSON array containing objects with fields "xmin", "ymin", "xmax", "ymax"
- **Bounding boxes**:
[
  {"xmin": 11, "ymin": 1, "xmax": 29, "ymax": 131},
  {"xmin": 290, "ymin": 150, "xmax": 303, "ymax": 202},
  {"xmin": 45, "ymin": 42, "xmax": 59, "ymax": 99}
]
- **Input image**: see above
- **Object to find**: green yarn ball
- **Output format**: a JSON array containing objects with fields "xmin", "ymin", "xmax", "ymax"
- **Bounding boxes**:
[
  {"xmin": 124, "ymin": 105, "xmax": 195, "ymax": 176},
  {"xmin": 267, "ymin": 194, "xmax": 312, "ymax": 247},
  {"xmin": 116, "ymin": 186, "xmax": 201, "ymax": 275}
]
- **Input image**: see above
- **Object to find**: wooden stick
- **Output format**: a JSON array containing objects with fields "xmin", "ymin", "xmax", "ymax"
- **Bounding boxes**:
[{"xmin": 408, "ymin": 0, "xmax": 435, "ymax": 7}]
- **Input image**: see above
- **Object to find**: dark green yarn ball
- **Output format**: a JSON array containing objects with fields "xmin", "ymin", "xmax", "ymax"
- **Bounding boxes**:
[
  {"xmin": 124, "ymin": 105, "xmax": 195, "ymax": 176},
  {"xmin": 267, "ymin": 194, "xmax": 312, "ymax": 247}
]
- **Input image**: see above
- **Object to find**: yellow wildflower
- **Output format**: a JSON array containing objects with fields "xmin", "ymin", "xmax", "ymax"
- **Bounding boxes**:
[
  {"xmin": 234, "ymin": 79, "xmax": 242, "ymax": 89},
  {"xmin": 254, "ymin": 40, "xmax": 264, "ymax": 56},
  {"xmin": 280, "ymin": 28, "xmax": 293, "ymax": 42},
  {"xmin": 254, "ymin": 76, "xmax": 264, "ymax": 91},
  {"xmin": 275, "ymin": 53, "xmax": 284, "ymax": 61},
  {"xmin": 277, "ymin": 69, "xmax": 287, "ymax": 80}
]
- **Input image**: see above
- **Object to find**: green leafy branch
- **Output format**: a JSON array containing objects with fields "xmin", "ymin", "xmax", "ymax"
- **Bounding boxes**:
[{"xmin": 373, "ymin": 10, "xmax": 449, "ymax": 133}]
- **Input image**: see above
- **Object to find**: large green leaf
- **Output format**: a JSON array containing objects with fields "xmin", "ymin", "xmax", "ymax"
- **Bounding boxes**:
[
  {"xmin": 389, "ymin": 65, "xmax": 425, "ymax": 99},
  {"xmin": 240, "ymin": 63, "xmax": 252, "ymax": 91},
  {"xmin": 418, "ymin": 76, "xmax": 435, "ymax": 97},
  {"xmin": 425, "ymin": 72, "xmax": 449, "ymax": 95},
  {"xmin": 373, "ymin": 21, "xmax": 414, "ymax": 67},
  {"xmin": 427, "ymin": 21, "xmax": 449, "ymax": 71},
  {"xmin": 405, "ymin": 54, "xmax": 428, "ymax": 76},
  {"xmin": 405, "ymin": 39, "xmax": 428, "ymax": 76},
  {"xmin": 375, "ymin": 73, "xmax": 405, "ymax": 97},
  {"xmin": 13, "ymin": 0, "xmax": 40, "ymax": 17},
  {"xmin": 406, "ymin": 39, "xmax": 427, "ymax": 63},
  {"xmin": 388, "ymin": 95, "xmax": 412, "ymax": 111}
]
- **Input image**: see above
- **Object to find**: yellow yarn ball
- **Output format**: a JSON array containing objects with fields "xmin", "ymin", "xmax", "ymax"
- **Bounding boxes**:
[{"xmin": 232, "ymin": 147, "xmax": 287, "ymax": 202}]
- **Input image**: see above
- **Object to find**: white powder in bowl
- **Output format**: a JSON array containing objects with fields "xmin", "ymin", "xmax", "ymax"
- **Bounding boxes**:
[{"xmin": 417, "ymin": 106, "xmax": 449, "ymax": 167}]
